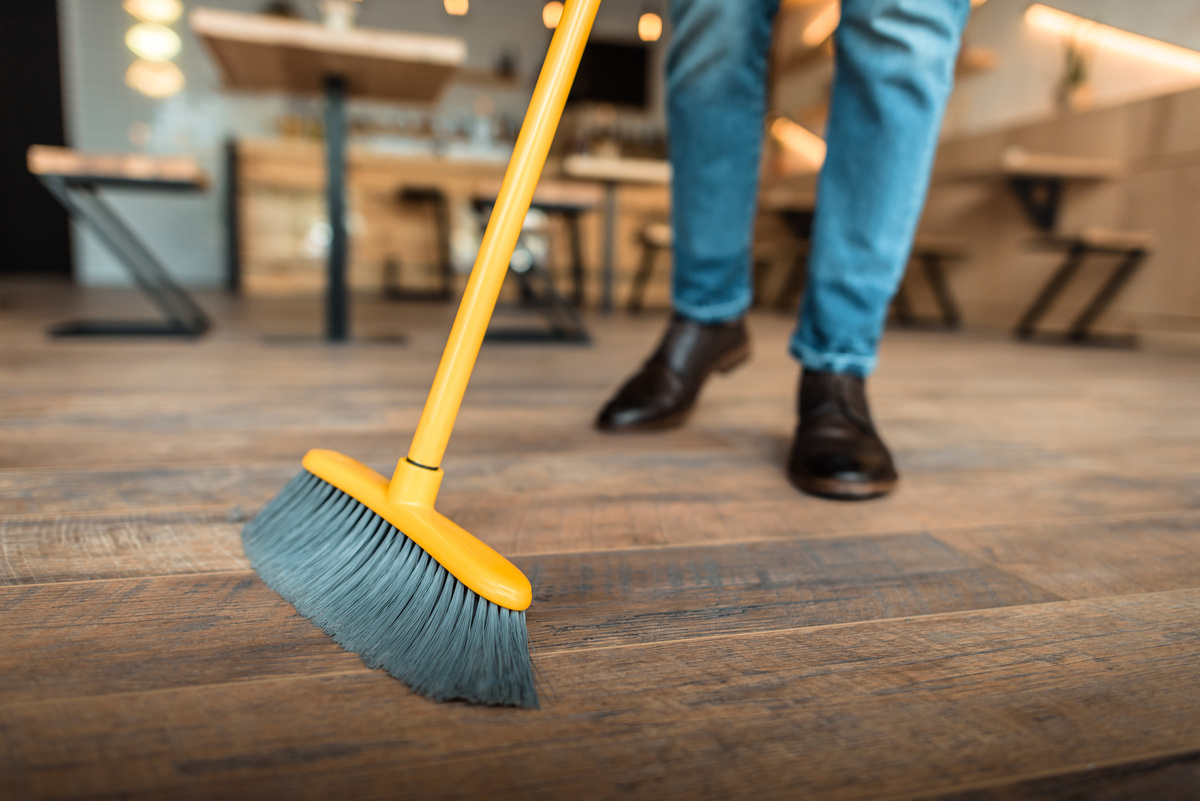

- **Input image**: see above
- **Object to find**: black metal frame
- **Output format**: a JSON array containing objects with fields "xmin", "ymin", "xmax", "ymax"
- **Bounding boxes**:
[
  {"xmin": 38, "ymin": 174, "xmax": 209, "ymax": 337},
  {"xmin": 472, "ymin": 199, "xmax": 589, "ymax": 344},
  {"xmin": 565, "ymin": 211, "xmax": 587, "ymax": 308},
  {"xmin": 1015, "ymin": 238, "xmax": 1148, "ymax": 346},
  {"xmin": 1009, "ymin": 176, "xmax": 1065, "ymax": 232},
  {"xmin": 484, "ymin": 261, "xmax": 590, "ymax": 343},
  {"xmin": 224, "ymin": 138, "xmax": 241, "ymax": 293},
  {"xmin": 323, "ymin": 75, "xmax": 349, "ymax": 342},
  {"xmin": 893, "ymin": 249, "xmax": 964, "ymax": 330},
  {"xmin": 600, "ymin": 182, "xmax": 617, "ymax": 313},
  {"xmin": 626, "ymin": 229, "xmax": 663, "ymax": 314}
]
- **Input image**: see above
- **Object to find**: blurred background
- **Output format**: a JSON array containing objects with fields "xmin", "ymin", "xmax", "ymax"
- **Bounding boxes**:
[{"xmin": 2, "ymin": 0, "xmax": 1200, "ymax": 344}]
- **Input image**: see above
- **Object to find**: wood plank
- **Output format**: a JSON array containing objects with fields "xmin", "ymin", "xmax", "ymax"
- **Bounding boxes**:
[
  {"xmin": 3, "ymin": 590, "xmax": 1199, "ymax": 800},
  {"xmin": 0, "ymin": 573, "xmax": 360, "ymax": 705},
  {"xmin": 520, "ymin": 534, "xmax": 1059, "ymax": 650},
  {"xmin": 191, "ymin": 7, "xmax": 466, "ymax": 65},
  {"xmin": 3, "ymin": 283, "xmax": 1200, "ymax": 800},
  {"xmin": 26, "ymin": 146, "xmax": 207, "ymax": 188},
  {"xmin": 191, "ymin": 7, "xmax": 464, "ymax": 101},
  {"xmin": 0, "ymin": 464, "xmax": 295, "ymax": 519},
  {"xmin": 0, "ymin": 511, "xmax": 247, "ymax": 585},
  {"xmin": 934, "ymin": 511, "xmax": 1200, "ymax": 599},
  {"xmin": 1000, "ymin": 147, "xmax": 1123, "ymax": 180},
  {"xmin": 5, "ymin": 463, "xmax": 1200, "ymax": 586},
  {"xmin": 6, "ymin": 435, "xmax": 1186, "ymax": 515},
  {"xmin": 562, "ymin": 155, "xmax": 671, "ymax": 185},
  {"xmin": 924, "ymin": 749, "xmax": 1200, "ymax": 801},
  {"xmin": 0, "ymin": 533, "xmax": 1056, "ymax": 702}
]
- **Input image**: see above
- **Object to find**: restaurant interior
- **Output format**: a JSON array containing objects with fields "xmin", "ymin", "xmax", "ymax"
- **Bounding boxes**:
[{"xmin": 3, "ymin": 0, "xmax": 1200, "ymax": 798}]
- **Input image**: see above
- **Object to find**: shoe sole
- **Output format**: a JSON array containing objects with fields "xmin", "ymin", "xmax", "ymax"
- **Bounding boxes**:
[
  {"xmin": 787, "ymin": 472, "xmax": 897, "ymax": 501},
  {"xmin": 595, "ymin": 343, "xmax": 751, "ymax": 434}
]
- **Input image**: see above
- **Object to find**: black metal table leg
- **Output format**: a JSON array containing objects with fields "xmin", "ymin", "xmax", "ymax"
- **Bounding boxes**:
[
  {"xmin": 627, "ymin": 238, "xmax": 657, "ymax": 314},
  {"xmin": 40, "ymin": 176, "xmax": 208, "ymax": 337},
  {"xmin": 1015, "ymin": 242, "xmax": 1085, "ymax": 339},
  {"xmin": 600, "ymin": 181, "xmax": 616, "ymax": 314},
  {"xmin": 1068, "ymin": 248, "xmax": 1147, "ymax": 342},
  {"xmin": 891, "ymin": 279, "xmax": 916, "ymax": 326},
  {"xmin": 567, "ymin": 211, "xmax": 585, "ymax": 308},
  {"xmin": 434, "ymin": 190, "xmax": 454, "ymax": 298},
  {"xmin": 324, "ymin": 74, "xmax": 349, "ymax": 342},
  {"xmin": 224, "ymin": 138, "xmax": 241, "ymax": 293},
  {"xmin": 922, "ymin": 254, "xmax": 962, "ymax": 329},
  {"xmin": 471, "ymin": 199, "xmax": 590, "ymax": 343},
  {"xmin": 1009, "ymin": 176, "xmax": 1064, "ymax": 232}
]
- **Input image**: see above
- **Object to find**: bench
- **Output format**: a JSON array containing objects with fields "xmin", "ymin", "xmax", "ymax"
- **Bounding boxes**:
[{"xmin": 1015, "ymin": 227, "xmax": 1152, "ymax": 346}]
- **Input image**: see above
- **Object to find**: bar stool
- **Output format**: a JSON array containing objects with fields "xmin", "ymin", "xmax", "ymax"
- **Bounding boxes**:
[
  {"xmin": 384, "ymin": 185, "xmax": 455, "ymax": 302},
  {"xmin": 472, "ymin": 180, "xmax": 602, "ymax": 342}
]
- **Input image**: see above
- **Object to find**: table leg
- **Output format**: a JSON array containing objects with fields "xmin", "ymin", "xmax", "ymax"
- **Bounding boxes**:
[
  {"xmin": 601, "ymin": 181, "xmax": 617, "ymax": 314},
  {"xmin": 324, "ymin": 74, "xmax": 348, "ymax": 341},
  {"xmin": 1015, "ymin": 241, "xmax": 1085, "ymax": 340},
  {"xmin": 224, "ymin": 138, "xmax": 240, "ymax": 294},
  {"xmin": 1009, "ymin": 176, "xmax": 1063, "ymax": 233},
  {"xmin": 40, "ymin": 176, "xmax": 208, "ymax": 336},
  {"xmin": 1068, "ymin": 248, "xmax": 1147, "ymax": 342},
  {"xmin": 567, "ymin": 211, "xmax": 585, "ymax": 307}
]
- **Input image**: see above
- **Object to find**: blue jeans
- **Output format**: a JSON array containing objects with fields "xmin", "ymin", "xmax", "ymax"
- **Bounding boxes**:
[{"xmin": 667, "ymin": 0, "xmax": 970, "ymax": 376}]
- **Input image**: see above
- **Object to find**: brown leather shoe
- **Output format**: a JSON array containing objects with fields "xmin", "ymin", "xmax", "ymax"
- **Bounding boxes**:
[
  {"xmin": 787, "ymin": 369, "xmax": 898, "ymax": 500},
  {"xmin": 596, "ymin": 314, "xmax": 750, "ymax": 432}
]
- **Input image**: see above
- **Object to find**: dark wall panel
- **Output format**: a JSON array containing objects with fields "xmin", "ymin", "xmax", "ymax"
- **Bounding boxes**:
[{"xmin": 0, "ymin": 1, "xmax": 71, "ymax": 276}]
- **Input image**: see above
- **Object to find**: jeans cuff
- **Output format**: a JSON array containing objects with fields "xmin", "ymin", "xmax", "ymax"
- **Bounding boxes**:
[
  {"xmin": 789, "ymin": 340, "xmax": 876, "ymax": 377},
  {"xmin": 673, "ymin": 290, "xmax": 752, "ymax": 324}
]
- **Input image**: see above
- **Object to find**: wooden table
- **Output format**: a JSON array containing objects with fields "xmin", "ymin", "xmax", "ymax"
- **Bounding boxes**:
[
  {"xmin": 937, "ymin": 146, "xmax": 1122, "ymax": 232},
  {"xmin": 27, "ymin": 146, "xmax": 211, "ymax": 337},
  {"xmin": 562, "ymin": 154, "xmax": 671, "ymax": 313},
  {"xmin": 192, "ymin": 7, "xmax": 465, "ymax": 341}
]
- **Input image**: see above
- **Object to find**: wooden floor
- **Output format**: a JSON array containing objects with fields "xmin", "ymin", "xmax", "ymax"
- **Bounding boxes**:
[{"xmin": 3, "ymin": 280, "xmax": 1200, "ymax": 800}]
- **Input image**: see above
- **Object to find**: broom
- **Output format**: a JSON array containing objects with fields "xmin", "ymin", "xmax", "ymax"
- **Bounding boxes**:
[{"xmin": 242, "ymin": 0, "xmax": 602, "ymax": 708}]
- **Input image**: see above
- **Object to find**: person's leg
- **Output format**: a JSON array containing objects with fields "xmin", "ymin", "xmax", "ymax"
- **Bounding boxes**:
[
  {"xmin": 793, "ymin": 0, "xmax": 970, "ymax": 375},
  {"xmin": 596, "ymin": 0, "xmax": 778, "ymax": 432},
  {"xmin": 788, "ymin": 0, "xmax": 969, "ymax": 498},
  {"xmin": 667, "ymin": 0, "xmax": 780, "ymax": 323}
]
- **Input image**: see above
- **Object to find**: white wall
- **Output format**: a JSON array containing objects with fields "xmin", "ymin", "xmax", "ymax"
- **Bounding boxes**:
[
  {"xmin": 946, "ymin": 0, "xmax": 1200, "ymax": 137},
  {"xmin": 58, "ymin": 0, "xmax": 669, "ymax": 287}
]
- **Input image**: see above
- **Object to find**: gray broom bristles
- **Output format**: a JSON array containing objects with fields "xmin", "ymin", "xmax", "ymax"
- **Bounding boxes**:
[{"xmin": 242, "ymin": 470, "xmax": 538, "ymax": 708}]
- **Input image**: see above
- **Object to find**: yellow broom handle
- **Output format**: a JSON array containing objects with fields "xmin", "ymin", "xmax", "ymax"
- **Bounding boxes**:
[{"xmin": 404, "ymin": 0, "xmax": 601, "ymax": 471}]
